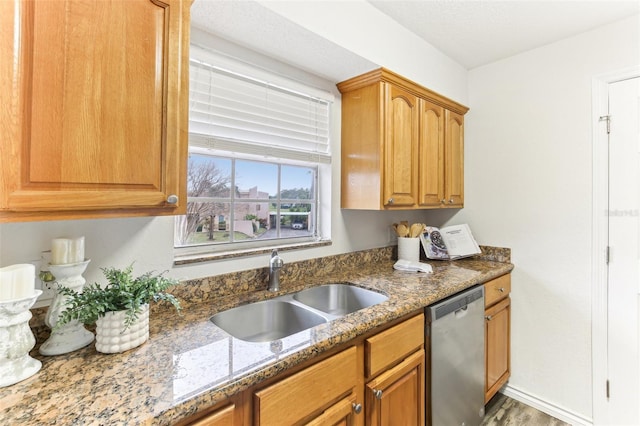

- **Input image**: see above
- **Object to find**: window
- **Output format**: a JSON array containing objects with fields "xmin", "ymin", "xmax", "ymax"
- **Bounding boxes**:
[{"xmin": 174, "ymin": 46, "xmax": 332, "ymax": 255}]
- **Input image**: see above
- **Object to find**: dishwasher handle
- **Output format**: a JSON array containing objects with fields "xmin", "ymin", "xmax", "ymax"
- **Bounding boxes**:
[
  {"xmin": 454, "ymin": 305, "xmax": 470, "ymax": 318},
  {"xmin": 428, "ymin": 286, "xmax": 484, "ymax": 321}
]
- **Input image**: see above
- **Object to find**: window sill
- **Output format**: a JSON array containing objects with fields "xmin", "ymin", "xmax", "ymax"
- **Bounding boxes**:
[{"xmin": 173, "ymin": 239, "xmax": 332, "ymax": 266}]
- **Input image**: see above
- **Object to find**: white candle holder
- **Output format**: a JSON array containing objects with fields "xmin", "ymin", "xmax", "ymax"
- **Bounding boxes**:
[
  {"xmin": 39, "ymin": 259, "xmax": 94, "ymax": 356},
  {"xmin": 0, "ymin": 290, "xmax": 43, "ymax": 387}
]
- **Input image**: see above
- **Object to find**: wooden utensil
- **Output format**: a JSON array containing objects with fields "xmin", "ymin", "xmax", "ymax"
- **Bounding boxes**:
[
  {"xmin": 409, "ymin": 223, "xmax": 424, "ymax": 238},
  {"xmin": 396, "ymin": 223, "xmax": 409, "ymax": 237}
]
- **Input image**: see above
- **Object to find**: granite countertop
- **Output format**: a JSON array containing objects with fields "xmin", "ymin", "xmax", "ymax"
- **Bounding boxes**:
[{"xmin": 0, "ymin": 248, "xmax": 513, "ymax": 425}]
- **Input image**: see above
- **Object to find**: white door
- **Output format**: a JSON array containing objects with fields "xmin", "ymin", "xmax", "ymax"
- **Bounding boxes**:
[{"xmin": 605, "ymin": 76, "xmax": 640, "ymax": 425}]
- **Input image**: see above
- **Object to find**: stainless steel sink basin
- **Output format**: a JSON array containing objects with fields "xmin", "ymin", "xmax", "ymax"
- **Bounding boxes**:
[
  {"xmin": 210, "ymin": 299, "xmax": 327, "ymax": 342},
  {"xmin": 293, "ymin": 284, "xmax": 388, "ymax": 316}
]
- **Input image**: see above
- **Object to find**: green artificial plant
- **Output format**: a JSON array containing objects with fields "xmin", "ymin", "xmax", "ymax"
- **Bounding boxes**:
[{"xmin": 56, "ymin": 264, "xmax": 181, "ymax": 330}]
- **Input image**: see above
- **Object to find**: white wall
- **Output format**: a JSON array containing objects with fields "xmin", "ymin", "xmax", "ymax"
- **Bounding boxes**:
[{"xmin": 450, "ymin": 15, "xmax": 640, "ymax": 421}]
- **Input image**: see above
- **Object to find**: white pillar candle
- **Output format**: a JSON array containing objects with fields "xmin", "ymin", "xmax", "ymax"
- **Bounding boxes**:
[
  {"xmin": 0, "ymin": 264, "xmax": 35, "ymax": 301},
  {"xmin": 51, "ymin": 238, "xmax": 70, "ymax": 265},
  {"xmin": 13, "ymin": 264, "xmax": 35, "ymax": 299},
  {"xmin": 0, "ymin": 266, "xmax": 14, "ymax": 301},
  {"xmin": 70, "ymin": 237, "xmax": 85, "ymax": 263}
]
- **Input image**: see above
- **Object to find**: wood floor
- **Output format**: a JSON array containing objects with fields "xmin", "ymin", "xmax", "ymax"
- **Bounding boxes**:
[{"xmin": 481, "ymin": 393, "xmax": 570, "ymax": 426}]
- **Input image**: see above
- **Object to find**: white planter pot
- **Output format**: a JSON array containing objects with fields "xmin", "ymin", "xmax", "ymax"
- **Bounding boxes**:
[{"xmin": 95, "ymin": 304, "xmax": 149, "ymax": 354}]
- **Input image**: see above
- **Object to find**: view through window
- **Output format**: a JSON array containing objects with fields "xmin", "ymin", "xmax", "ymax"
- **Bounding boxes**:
[{"xmin": 175, "ymin": 154, "xmax": 317, "ymax": 248}]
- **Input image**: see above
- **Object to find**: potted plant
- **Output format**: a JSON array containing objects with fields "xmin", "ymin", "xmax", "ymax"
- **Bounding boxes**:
[{"xmin": 56, "ymin": 264, "xmax": 181, "ymax": 354}]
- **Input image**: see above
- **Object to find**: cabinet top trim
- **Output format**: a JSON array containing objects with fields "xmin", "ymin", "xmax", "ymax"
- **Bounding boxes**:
[{"xmin": 336, "ymin": 67, "xmax": 469, "ymax": 115}]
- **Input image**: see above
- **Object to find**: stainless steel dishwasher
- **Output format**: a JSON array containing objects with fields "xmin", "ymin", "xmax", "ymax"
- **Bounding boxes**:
[{"xmin": 426, "ymin": 285, "xmax": 485, "ymax": 426}]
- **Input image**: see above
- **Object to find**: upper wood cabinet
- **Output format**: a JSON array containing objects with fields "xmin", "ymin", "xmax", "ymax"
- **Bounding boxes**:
[
  {"xmin": 338, "ymin": 68, "xmax": 468, "ymax": 210},
  {"xmin": 444, "ymin": 110, "xmax": 464, "ymax": 207},
  {"xmin": 0, "ymin": 0, "xmax": 190, "ymax": 222},
  {"xmin": 382, "ymin": 85, "xmax": 419, "ymax": 208}
]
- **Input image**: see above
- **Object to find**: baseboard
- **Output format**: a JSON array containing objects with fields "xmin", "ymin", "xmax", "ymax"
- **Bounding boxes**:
[{"xmin": 501, "ymin": 385, "xmax": 593, "ymax": 426}]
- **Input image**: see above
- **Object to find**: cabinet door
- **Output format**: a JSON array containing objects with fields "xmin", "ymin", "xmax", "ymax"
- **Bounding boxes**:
[
  {"xmin": 188, "ymin": 404, "xmax": 238, "ymax": 426},
  {"xmin": 366, "ymin": 350, "xmax": 425, "ymax": 426},
  {"xmin": 382, "ymin": 84, "xmax": 419, "ymax": 208},
  {"xmin": 443, "ymin": 110, "xmax": 464, "ymax": 207},
  {"xmin": 485, "ymin": 296, "xmax": 511, "ymax": 402},
  {"xmin": 417, "ymin": 99, "xmax": 445, "ymax": 207},
  {"xmin": 0, "ymin": 0, "xmax": 189, "ymax": 222},
  {"xmin": 306, "ymin": 394, "xmax": 359, "ymax": 426}
]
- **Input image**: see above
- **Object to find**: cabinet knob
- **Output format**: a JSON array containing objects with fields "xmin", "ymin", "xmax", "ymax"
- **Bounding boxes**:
[
  {"xmin": 388, "ymin": 198, "xmax": 394, "ymax": 204},
  {"xmin": 373, "ymin": 389, "xmax": 383, "ymax": 399},
  {"xmin": 485, "ymin": 315, "xmax": 493, "ymax": 321},
  {"xmin": 449, "ymin": 198, "xmax": 454, "ymax": 204},
  {"xmin": 440, "ymin": 199, "xmax": 446, "ymax": 204},
  {"xmin": 352, "ymin": 403, "xmax": 362, "ymax": 414},
  {"xmin": 498, "ymin": 287, "xmax": 505, "ymax": 293},
  {"xmin": 167, "ymin": 195, "xmax": 179, "ymax": 204}
]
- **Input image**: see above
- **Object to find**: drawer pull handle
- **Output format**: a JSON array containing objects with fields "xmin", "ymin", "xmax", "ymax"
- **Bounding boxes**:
[
  {"xmin": 373, "ymin": 389, "xmax": 383, "ymax": 399},
  {"xmin": 498, "ymin": 287, "xmax": 505, "ymax": 292},
  {"xmin": 352, "ymin": 403, "xmax": 362, "ymax": 414},
  {"xmin": 485, "ymin": 315, "xmax": 493, "ymax": 321}
]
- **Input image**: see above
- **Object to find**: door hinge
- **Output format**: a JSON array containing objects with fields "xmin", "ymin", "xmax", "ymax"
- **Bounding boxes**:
[
  {"xmin": 606, "ymin": 379, "xmax": 610, "ymax": 399},
  {"xmin": 599, "ymin": 115, "xmax": 611, "ymax": 134},
  {"xmin": 606, "ymin": 246, "xmax": 611, "ymax": 264}
]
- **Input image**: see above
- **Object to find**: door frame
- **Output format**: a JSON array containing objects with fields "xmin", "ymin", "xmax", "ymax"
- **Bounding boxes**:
[{"xmin": 591, "ymin": 65, "xmax": 640, "ymax": 424}]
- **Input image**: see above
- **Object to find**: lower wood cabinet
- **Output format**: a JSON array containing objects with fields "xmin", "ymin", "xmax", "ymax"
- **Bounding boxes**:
[
  {"xmin": 364, "ymin": 314, "xmax": 425, "ymax": 425},
  {"xmin": 183, "ymin": 313, "xmax": 425, "ymax": 426},
  {"xmin": 484, "ymin": 274, "xmax": 512, "ymax": 403},
  {"xmin": 365, "ymin": 350, "xmax": 424, "ymax": 426}
]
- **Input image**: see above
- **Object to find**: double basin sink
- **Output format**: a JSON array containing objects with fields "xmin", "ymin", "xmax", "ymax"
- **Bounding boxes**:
[{"xmin": 211, "ymin": 284, "xmax": 388, "ymax": 343}]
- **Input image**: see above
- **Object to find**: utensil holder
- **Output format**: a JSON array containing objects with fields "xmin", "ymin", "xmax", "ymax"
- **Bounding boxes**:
[{"xmin": 398, "ymin": 237, "xmax": 420, "ymax": 262}]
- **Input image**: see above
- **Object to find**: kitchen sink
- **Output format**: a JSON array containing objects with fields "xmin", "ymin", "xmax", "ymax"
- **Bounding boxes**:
[
  {"xmin": 293, "ymin": 283, "xmax": 388, "ymax": 316},
  {"xmin": 211, "ymin": 284, "xmax": 388, "ymax": 342},
  {"xmin": 210, "ymin": 299, "xmax": 327, "ymax": 343}
]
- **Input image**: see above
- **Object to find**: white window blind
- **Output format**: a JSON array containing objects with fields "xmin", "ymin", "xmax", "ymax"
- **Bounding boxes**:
[{"xmin": 189, "ymin": 47, "xmax": 332, "ymax": 164}]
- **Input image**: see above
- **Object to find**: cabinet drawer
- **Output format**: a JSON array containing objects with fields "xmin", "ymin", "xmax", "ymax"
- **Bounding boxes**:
[
  {"xmin": 365, "ymin": 314, "xmax": 424, "ymax": 378},
  {"xmin": 254, "ymin": 346, "xmax": 357, "ymax": 425},
  {"xmin": 484, "ymin": 274, "xmax": 511, "ymax": 308},
  {"xmin": 188, "ymin": 404, "xmax": 235, "ymax": 426}
]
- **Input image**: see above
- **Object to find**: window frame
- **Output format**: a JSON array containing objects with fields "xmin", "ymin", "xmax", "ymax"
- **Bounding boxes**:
[{"xmin": 173, "ymin": 45, "xmax": 334, "ymax": 262}]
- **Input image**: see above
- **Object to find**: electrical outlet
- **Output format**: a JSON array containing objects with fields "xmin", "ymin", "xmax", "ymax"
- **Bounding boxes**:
[{"xmin": 30, "ymin": 251, "xmax": 56, "ymax": 302}]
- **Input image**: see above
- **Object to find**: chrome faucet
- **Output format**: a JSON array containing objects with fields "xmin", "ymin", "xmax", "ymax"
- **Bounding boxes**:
[{"xmin": 268, "ymin": 249, "xmax": 284, "ymax": 292}]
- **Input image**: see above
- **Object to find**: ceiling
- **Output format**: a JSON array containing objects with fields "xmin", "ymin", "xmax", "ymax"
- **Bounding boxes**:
[
  {"xmin": 191, "ymin": 0, "xmax": 640, "ymax": 82},
  {"xmin": 368, "ymin": 0, "xmax": 640, "ymax": 69}
]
